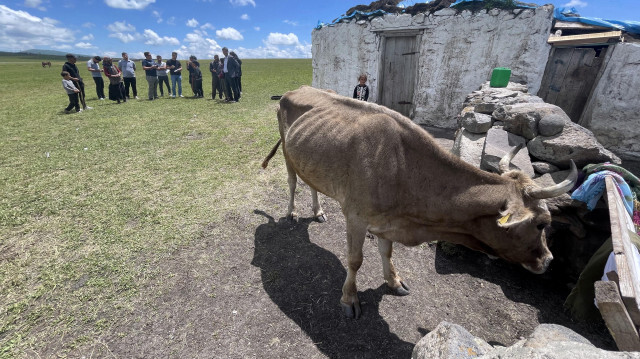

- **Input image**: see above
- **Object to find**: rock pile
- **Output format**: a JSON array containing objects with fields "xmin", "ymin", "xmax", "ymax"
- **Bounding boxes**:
[
  {"xmin": 453, "ymin": 82, "xmax": 621, "ymax": 175},
  {"xmin": 412, "ymin": 322, "xmax": 640, "ymax": 359}
]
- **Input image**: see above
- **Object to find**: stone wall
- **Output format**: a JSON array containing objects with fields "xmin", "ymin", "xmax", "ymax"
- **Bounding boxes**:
[
  {"xmin": 311, "ymin": 6, "xmax": 554, "ymax": 129},
  {"xmin": 580, "ymin": 42, "xmax": 640, "ymax": 161}
]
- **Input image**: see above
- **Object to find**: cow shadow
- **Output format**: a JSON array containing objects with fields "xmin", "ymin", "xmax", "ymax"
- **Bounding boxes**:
[{"xmin": 252, "ymin": 210, "xmax": 414, "ymax": 358}]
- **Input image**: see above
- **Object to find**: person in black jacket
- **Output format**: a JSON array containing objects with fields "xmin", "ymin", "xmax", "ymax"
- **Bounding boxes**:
[
  {"xmin": 62, "ymin": 54, "xmax": 92, "ymax": 110},
  {"xmin": 229, "ymin": 51, "xmax": 242, "ymax": 94},
  {"xmin": 353, "ymin": 74, "xmax": 369, "ymax": 102},
  {"xmin": 222, "ymin": 47, "xmax": 240, "ymax": 102}
]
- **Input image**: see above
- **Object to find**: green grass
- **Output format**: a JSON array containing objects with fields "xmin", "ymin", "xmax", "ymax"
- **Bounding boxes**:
[{"xmin": 0, "ymin": 57, "xmax": 311, "ymax": 357}]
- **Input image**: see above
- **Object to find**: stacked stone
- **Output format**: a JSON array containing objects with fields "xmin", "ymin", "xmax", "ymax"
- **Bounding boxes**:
[{"xmin": 453, "ymin": 81, "xmax": 621, "ymax": 211}]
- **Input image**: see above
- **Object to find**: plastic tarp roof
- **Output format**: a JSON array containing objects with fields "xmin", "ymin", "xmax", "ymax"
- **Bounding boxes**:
[{"xmin": 554, "ymin": 7, "xmax": 640, "ymax": 36}]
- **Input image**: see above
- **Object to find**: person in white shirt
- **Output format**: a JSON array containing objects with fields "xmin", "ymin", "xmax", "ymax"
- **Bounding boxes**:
[
  {"xmin": 155, "ymin": 55, "xmax": 171, "ymax": 97},
  {"xmin": 87, "ymin": 56, "xmax": 105, "ymax": 100}
]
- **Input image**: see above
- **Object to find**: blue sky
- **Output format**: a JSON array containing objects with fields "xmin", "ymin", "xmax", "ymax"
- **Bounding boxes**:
[{"xmin": 0, "ymin": 0, "xmax": 637, "ymax": 59}]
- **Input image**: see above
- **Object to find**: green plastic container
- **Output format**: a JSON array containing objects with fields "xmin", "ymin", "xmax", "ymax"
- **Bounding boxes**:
[{"xmin": 490, "ymin": 67, "xmax": 511, "ymax": 88}]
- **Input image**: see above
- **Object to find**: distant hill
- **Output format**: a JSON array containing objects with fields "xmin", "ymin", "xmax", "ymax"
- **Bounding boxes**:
[
  {"xmin": 22, "ymin": 49, "xmax": 92, "ymax": 57},
  {"xmin": 0, "ymin": 49, "xmax": 91, "ymax": 62}
]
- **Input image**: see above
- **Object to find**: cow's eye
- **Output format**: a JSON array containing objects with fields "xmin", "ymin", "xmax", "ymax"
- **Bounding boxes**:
[{"xmin": 536, "ymin": 223, "xmax": 547, "ymax": 231}]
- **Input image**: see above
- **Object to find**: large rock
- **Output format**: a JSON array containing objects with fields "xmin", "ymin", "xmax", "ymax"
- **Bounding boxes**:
[
  {"xmin": 452, "ymin": 129, "xmax": 486, "ymax": 168},
  {"xmin": 494, "ymin": 103, "xmax": 570, "ymax": 140},
  {"xmin": 528, "ymin": 122, "xmax": 622, "ymax": 168},
  {"xmin": 413, "ymin": 322, "xmax": 640, "ymax": 359},
  {"xmin": 481, "ymin": 128, "xmax": 534, "ymax": 177},
  {"xmin": 531, "ymin": 161, "xmax": 559, "ymax": 175},
  {"xmin": 411, "ymin": 322, "xmax": 493, "ymax": 359},
  {"xmin": 462, "ymin": 112, "xmax": 493, "ymax": 134}
]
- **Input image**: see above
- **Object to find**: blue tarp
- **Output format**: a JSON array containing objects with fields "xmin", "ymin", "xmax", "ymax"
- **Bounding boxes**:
[{"xmin": 554, "ymin": 7, "xmax": 640, "ymax": 36}]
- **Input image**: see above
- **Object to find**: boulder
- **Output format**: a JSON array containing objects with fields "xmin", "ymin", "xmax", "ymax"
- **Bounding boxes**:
[
  {"xmin": 528, "ymin": 122, "xmax": 622, "ymax": 168},
  {"xmin": 411, "ymin": 321, "xmax": 493, "ymax": 359},
  {"xmin": 538, "ymin": 113, "xmax": 566, "ymax": 136},
  {"xmin": 413, "ymin": 322, "xmax": 640, "ymax": 359},
  {"xmin": 481, "ymin": 128, "xmax": 534, "ymax": 177},
  {"xmin": 498, "ymin": 103, "xmax": 570, "ymax": 140},
  {"xmin": 451, "ymin": 129, "xmax": 486, "ymax": 168},
  {"xmin": 532, "ymin": 161, "xmax": 559, "ymax": 175},
  {"xmin": 462, "ymin": 112, "xmax": 493, "ymax": 134}
]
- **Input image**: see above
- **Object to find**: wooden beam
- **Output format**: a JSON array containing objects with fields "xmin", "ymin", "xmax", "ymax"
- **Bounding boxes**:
[
  {"xmin": 554, "ymin": 21, "xmax": 612, "ymax": 32},
  {"xmin": 605, "ymin": 176, "xmax": 640, "ymax": 324},
  {"xmin": 595, "ymin": 281, "xmax": 640, "ymax": 351},
  {"xmin": 548, "ymin": 31, "xmax": 622, "ymax": 46}
]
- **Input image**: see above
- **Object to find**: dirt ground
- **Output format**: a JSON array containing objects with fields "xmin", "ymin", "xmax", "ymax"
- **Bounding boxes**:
[{"xmin": 68, "ymin": 128, "xmax": 618, "ymax": 358}]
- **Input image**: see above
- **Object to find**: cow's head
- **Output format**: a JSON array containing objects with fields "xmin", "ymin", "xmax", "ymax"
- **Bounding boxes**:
[{"xmin": 478, "ymin": 145, "xmax": 577, "ymax": 274}]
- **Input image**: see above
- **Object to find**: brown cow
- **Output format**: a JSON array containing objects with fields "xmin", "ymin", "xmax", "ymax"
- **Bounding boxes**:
[
  {"xmin": 41, "ymin": 61, "xmax": 51, "ymax": 68},
  {"xmin": 262, "ymin": 86, "xmax": 577, "ymax": 319}
]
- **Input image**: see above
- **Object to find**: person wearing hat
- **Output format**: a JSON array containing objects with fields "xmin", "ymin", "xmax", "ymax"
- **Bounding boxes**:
[
  {"xmin": 62, "ymin": 54, "xmax": 92, "ymax": 110},
  {"xmin": 87, "ymin": 55, "xmax": 105, "ymax": 100}
]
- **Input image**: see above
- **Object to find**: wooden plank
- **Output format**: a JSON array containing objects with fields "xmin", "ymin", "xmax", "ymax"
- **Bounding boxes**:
[
  {"xmin": 605, "ymin": 176, "xmax": 640, "ymax": 324},
  {"xmin": 541, "ymin": 48, "xmax": 573, "ymax": 105},
  {"xmin": 548, "ymin": 31, "xmax": 622, "ymax": 46},
  {"xmin": 555, "ymin": 48, "xmax": 600, "ymax": 122},
  {"xmin": 595, "ymin": 281, "xmax": 640, "ymax": 351},
  {"xmin": 554, "ymin": 21, "xmax": 612, "ymax": 32}
]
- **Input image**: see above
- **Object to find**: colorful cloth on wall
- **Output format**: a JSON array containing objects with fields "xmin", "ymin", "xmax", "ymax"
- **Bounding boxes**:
[{"xmin": 572, "ymin": 163, "xmax": 640, "ymax": 234}]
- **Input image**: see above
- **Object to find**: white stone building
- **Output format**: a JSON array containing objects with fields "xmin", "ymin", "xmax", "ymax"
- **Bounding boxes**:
[{"xmin": 311, "ymin": 5, "xmax": 640, "ymax": 160}]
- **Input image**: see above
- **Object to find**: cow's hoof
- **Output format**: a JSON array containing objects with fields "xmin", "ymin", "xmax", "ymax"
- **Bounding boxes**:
[
  {"xmin": 390, "ymin": 281, "xmax": 410, "ymax": 296},
  {"xmin": 315, "ymin": 213, "xmax": 327, "ymax": 223},
  {"xmin": 341, "ymin": 301, "xmax": 361, "ymax": 319}
]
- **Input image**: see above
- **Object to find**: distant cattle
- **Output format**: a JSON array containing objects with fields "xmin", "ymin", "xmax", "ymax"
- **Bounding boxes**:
[
  {"xmin": 262, "ymin": 86, "xmax": 577, "ymax": 319},
  {"xmin": 41, "ymin": 61, "xmax": 51, "ymax": 68}
]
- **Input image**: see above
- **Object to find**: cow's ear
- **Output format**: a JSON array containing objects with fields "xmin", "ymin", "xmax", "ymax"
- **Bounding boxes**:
[{"xmin": 497, "ymin": 211, "xmax": 533, "ymax": 228}]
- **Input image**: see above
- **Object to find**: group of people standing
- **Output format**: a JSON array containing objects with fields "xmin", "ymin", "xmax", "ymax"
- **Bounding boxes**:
[{"xmin": 61, "ymin": 49, "xmax": 243, "ymax": 113}]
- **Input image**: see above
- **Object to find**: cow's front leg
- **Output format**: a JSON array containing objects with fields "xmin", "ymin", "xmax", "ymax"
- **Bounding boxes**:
[
  {"xmin": 341, "ymin": 216, "xmax": 367, "ymax": 319},
  {"xmin": 378, "ymin": 237, "xmax": 409, "ymax": 296},
  {"xmin": 285, "ymin": 160, "xmax": 298, "ymax": 221},
  {"xmin": 311, "ymin": 189, "xmax": 327, "ymax": 223}
]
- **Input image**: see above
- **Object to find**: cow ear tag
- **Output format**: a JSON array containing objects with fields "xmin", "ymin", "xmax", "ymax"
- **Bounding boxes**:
[{"xmin": 498, "ymin": 213, "xmax": 511, "ymax": 225}]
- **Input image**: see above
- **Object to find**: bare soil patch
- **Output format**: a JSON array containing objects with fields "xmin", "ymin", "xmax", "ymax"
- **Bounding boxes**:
[{"xmin": 89, "ymin": 174, "xmax": 614, "ymax": 358}]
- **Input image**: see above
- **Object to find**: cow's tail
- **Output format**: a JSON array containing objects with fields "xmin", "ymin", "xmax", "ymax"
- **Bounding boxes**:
[{"xmin": 261, "ymin": 139, "xmax": 282, "ymax": 169}]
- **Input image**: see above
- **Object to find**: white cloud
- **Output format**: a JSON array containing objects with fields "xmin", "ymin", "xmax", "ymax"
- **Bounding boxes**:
[
  {"xmin": 107, "ymin": 20, "xmax": 135, "ymax": 33},
  {"xmin": 240, "ymin": 14, "xmax": 249, "ymax": 20},
  {"xmin": 254, "ymin": 26, "xmax": 260, "ymax": 31},
  {"xmin": 53, "ymin": 44, "xmax": 72, "ymax": 50},
  {"xmin": 109, "ymin": 32, "xmax": 139, "ymax": 43},
  {"xmin": 201, "ymin": 23, "xmax": 214, "ymax": 30},
  {"xmin": 82, "ymin": 22, "xmax": 95, "ymax": 28},
  {"xmin": 176, "ymin": 30, "xmax": 223, "ymax": 59},
  {"xmin": 143, "ymin": 29, "xmax": 179, "ymax": 45},
  {"xmin": 103, "ymin": 51, "xmax": 118, "ymax": 58},
  {"xmin": 24, "ymin": 0, "xmax": 45, "ymax": 11},
  {"xmin": 216, "ymin": 27, "xmax": 243, "ymax": 41},
  {"xmin": 186, "ymin": 18, "xmax": 199, "ymax": 27},
  {"xmin": 235, "ymin": 43, "xmax": 311, "ymax": 59},
  {"xmin": 152, "ymin": 10, "xmax": 162, "ymax": 23},
  {"xmin": 265, "ymin": 32, "xmax": 299, "ymax": 46},
  {"xmin": 563, "ymin": 0, "xmax": 587, "ymax": 7},
  {"xmin": 75, "ymin": 42, "xmax": 95, "ymax": 49},
  {"xmin": 229, "ymin": 0, "xmax": 255, "ymax": 7},
  {"xmin": 104, "ymin": 0, "xmax": 156, "ymax": 10},
  {"xmin": 0, "ymin": 5, "xmax": 75, "ymax": 51},
  {"xmin": 81, "ymin": 34, "xmax": 94, "ymax": 41},
  {"xmin": 283, "ymin": 20, "xmax": 298, "ymax": 26},
  {"xmin": 166, "ymin": 16, "xmax": 175, "ymax": 25}
]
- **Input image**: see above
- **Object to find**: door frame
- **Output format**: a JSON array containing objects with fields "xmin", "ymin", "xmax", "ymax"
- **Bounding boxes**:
[{"xmin": 376, "ymin": 29, "xmax": 423, "ymax": 118}]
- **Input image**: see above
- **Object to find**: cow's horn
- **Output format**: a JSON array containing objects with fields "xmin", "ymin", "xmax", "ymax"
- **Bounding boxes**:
[
  {"xmin": 499, "ymin": 144, "xmax": 524, "ymax": 174},
  {"xmin": 527, "ymin": 160, "xmax": 578, "ymax": 199}
]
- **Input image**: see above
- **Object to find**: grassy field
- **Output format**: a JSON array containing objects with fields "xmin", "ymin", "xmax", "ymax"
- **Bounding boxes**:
[{"xmin": 0, "ymin": 57, "xmax": 311, "ymax": 357}]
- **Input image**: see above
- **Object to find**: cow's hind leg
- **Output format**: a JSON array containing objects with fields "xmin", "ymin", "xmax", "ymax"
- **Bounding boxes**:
[
  {"xmin": 378, "ymin": 237, "xmax": 410, "ymax": 296},
  {"xmin": 341, "ymin": 215, "xmax": 367, "ymax": 319},
  {"xmin": 311, "ymin": 189, "xmax": 327, "ymax": 222},
  {"xmin": 285, "ymin": 159, "xmax": 298, "ymax": 221}
]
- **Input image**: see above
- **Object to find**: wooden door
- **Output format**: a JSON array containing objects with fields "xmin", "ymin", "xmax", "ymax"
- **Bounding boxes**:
[
  {"xmin": 538, "ymin": 47, "xmax": 607, "ymax": 122},
  {"xmin": 380, "ymin": 35, "xmax": 418, "ymax": 117}
]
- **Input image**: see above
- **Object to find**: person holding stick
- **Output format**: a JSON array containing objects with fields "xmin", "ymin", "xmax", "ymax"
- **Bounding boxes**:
[{"xmin": 63, "ymin": 54, "xmax": 92, "ymax": 110}]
